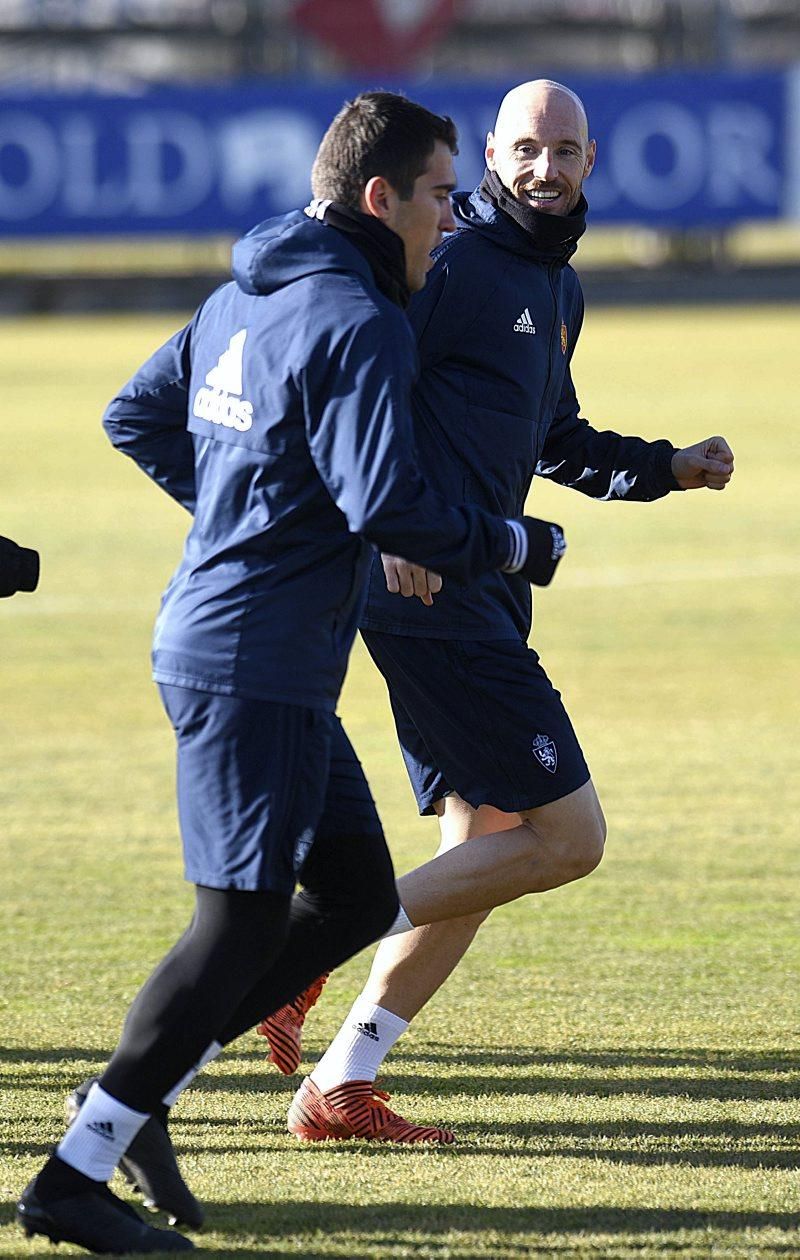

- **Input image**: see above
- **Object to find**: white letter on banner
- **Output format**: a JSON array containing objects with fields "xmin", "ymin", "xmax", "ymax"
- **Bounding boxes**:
[
  {"xmin": 707, "ymin": 104, "xmax": 780, "ymax": 208},
  {"xmin": 127, "ymin": 111, "xmax": 214, "ymax": 215},
  {"xmin": 62, "ymin": 114, "xmax": 131, "ymax": 216},
  {"xmin": 218, "ymin": 111, "xmax": 321, "ymax": 212},
  {"xmin": 0, "ymin": 112, "xmax": 60, "ymax": 219},
  {"xmin": 610, "ymin": 102, "xmax": 705, "ymax": 211}
]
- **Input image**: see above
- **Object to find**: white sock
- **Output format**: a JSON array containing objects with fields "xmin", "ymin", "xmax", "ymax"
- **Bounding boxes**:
[
  {"xmin": 57, "ymin": 1084, "xmax": 148, "ymax": 1182},
  {"xmin": 161, "ymin": 1040, "xmax": 222, "ymax": 1108},
  {"xmin": 310, "ymin": 996, "xmax": 409, "ymax": 1092},
  {"xmin": 381, "ymin": 904, "xmax": 415, "ymax": 939}
]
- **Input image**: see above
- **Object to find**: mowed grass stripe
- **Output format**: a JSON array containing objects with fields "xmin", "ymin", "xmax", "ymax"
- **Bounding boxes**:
[{"xmin": 1, "ymin": 305, "xmax": 798, "ymax": 1257}]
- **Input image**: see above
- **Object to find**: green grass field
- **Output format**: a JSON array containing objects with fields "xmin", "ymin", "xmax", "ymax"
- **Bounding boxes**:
[{"xmin": 1, "ymin": 305, "xmax": 798, "ymax": 1258}]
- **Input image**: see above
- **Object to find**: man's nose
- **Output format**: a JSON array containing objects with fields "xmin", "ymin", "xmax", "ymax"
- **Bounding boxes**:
[
  {"xmin": 439, "ymin": 199, "xmax": 456, "ymax": 232},
  {"xmin": 532, "ymin": 149, "xmax": 557, "ymax": 180}
]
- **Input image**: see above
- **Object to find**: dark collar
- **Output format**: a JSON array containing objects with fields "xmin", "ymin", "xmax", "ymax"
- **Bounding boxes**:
[
  {"xmin": 307, "ymin": 199, "xmax": 410, "ymax": 309},
  {"xmin": 479, "ymin": 168, "xmax": 587, "ymax": 262}
]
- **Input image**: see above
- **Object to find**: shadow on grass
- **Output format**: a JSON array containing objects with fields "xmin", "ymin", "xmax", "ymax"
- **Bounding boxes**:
[
  {"xmin": 4, "ymin": 1044, "xmax": 798, "ymax": 1176},
  {"xmin": 5, "ymin": 1043, "xmax": 797, "ymax": 1079},
  {"xmin": 396, "ymin": 1045, "xmax": 800, "ymax": 1075},
  {"xmin": 3, "ymin": 1196, "xmax": 800, "ymax": 1260},
  {"xmin": 5, "ymin": 1120, "xmax": 797, "ymax": 1173}
]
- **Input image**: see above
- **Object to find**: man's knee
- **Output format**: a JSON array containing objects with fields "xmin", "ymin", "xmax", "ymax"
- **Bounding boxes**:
[
  {"xmin": 521, "ymin": 781, "xmax": 607, "ymax": 887},
  {"xmin": 571, "ymin": 808, "xmax": 606, "ymax": 878},
  {"xmin": 298, "ymin": 830, "xmax": 398, "ymax": 947}
]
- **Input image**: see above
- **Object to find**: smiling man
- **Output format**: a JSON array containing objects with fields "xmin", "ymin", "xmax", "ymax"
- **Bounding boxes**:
[
  {"xmin": 254, "ymin": 79, "xmax": 735, "ymax": 1144},
  {"xmin": 488, "ymin": 79, "xmax": 595, "ymax": 215}
]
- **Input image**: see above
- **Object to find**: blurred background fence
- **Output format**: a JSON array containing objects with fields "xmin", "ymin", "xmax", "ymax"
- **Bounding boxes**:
[{"xmin": 1, "ymin": 0, "xmax": 799, "ymax": 310}]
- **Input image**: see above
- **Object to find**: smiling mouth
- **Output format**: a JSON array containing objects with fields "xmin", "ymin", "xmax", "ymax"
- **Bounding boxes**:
[{"xmin": 525, "ymin": 187, "xmax": 562, "ymax": 205}]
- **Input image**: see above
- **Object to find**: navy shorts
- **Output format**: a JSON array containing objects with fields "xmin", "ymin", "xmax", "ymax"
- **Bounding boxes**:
[
  {"xmin": 361, "ymin": 632, "xmax": 590, "ymax": 816},
  {"xmin": 159, "ymin": 685, "xmax": 383, "ymax": 893}
]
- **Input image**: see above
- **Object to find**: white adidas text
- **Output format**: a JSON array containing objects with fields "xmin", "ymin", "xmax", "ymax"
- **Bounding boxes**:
[
  {"xmin": 193, "ymin": 388, "xmax": 253, "ymax": 432},
  {"xmin": 514, "ymin": 307, "xmax": 536, "ymax": 334},
  {"xmin": 193, "ymin": 329, "xmax": 253, "ymax": 432}
]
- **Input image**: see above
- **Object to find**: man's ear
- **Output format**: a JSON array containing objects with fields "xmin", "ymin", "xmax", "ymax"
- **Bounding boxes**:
[
  {"xmin": 485, "ymin": 131, "xmax": 496, "ymax": 170},
  {"xmin": 584, "ymin": 139, "xmax": 597, "ymax": 179},
  {"xmin": 361, "ymin": 175, "xmax": 394, "ymax": 221}
]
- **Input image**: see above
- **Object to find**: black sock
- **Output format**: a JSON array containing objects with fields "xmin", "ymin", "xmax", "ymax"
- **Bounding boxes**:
[
  {"xmin": 152, "ymin": 1101, "xmax": 170, "ymax": 1128},
  {"xmin": 34, "ymin": 1153, "xmax": 103, "ymax": 1201}
]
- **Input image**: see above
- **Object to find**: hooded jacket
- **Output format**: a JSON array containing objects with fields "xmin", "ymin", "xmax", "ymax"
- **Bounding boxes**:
[
  {"xmin": 102, "ymin": 211, "xmax": 515, "ymax": 709},
  {"xmin": 360, "ymin": 187, "xmax": 680, "ymax": 641}
]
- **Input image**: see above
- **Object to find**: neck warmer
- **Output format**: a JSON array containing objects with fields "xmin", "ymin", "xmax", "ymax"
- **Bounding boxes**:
[
  {"xmin": 479, "ymin": 168, "xmax": 587, "ymax": 261},
  {"xmin": 307, "ymin": 199, "xmax": 410, "ymax": 309}
]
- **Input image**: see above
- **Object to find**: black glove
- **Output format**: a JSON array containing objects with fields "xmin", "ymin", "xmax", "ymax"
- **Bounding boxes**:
[
  {"xmin": 518, "ymin": 516, "xmax": 567, "ymax": 586},
  {"xmin": 0, "ymin": 535, "xmax": 40, "ymax": 598}
]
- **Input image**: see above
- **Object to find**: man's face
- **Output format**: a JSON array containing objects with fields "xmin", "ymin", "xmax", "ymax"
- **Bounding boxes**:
[
  {"xmin": 486, "ymin": 86, "xmax": 595, "ymax": 217},
  {"xmin": 385, "ymin": 141, "xmax": 457, "ymax": 291}
]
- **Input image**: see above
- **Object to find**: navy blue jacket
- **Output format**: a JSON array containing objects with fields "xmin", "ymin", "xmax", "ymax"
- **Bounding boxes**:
[
  {"xmin": 103, "ymin": 211, "xmax": 514, "ymax": 709},
  {"xmin": 361, "ymin": 188, "xmax": 679, "ymax": 641}
]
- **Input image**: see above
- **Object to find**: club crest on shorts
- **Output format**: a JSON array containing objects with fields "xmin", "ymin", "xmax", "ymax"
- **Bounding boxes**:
[
  {"xmin": 561, "ymin": 322, "xmax": 568, "ymax": 355},
  {"xmin": 532, "ymin": 733, "xmax": 558, "ymax": 773}
]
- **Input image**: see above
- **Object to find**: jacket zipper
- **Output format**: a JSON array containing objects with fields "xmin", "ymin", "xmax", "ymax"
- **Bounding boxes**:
[{"xmin": 541, "ymin": 261, "xmax": 560, "ymax": 419}]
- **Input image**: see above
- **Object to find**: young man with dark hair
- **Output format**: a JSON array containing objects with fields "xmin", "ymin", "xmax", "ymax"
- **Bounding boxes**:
[
  {"xmin": 311, "ymin": 90, "xmax": 459, "ymax": 206},
  {"xmin": 18, "ymin": 91, "xmax": 566, "ymax": 1255}
]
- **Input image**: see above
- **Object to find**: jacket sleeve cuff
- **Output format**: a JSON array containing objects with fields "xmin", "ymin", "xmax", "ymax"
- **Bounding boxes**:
[{"xmin": 650, "ymin": 441, "xmax": 684, "ymax": 497}]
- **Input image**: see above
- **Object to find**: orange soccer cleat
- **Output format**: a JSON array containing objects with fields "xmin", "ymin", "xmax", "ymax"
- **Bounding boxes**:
[
  {"xmin": 256, "ymin": 973, "xmax": 329, "ymax": 1075},
  {"xmin": 287, "ymin": 1076, "xmax": 455, "ymax": 1144}
]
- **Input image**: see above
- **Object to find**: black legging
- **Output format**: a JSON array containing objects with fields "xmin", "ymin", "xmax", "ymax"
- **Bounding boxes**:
[
  {"xmin": 100, "ymin": 830, "xmax": 397, "ymax": 1113},
  {"xmin": 219, "ymin": 830, "xmax": 398, "ymax": 1044}
]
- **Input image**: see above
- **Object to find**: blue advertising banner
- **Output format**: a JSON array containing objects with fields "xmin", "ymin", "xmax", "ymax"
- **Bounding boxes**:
[{"xmin": 0, "ymin": 70, "xmax": 793, "ymax": 236}]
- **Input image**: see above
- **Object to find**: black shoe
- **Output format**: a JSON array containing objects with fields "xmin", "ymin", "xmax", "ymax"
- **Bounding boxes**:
[
  {"xmin": 17, "ymin": 1177, "xmax": 195, "ymax": 1254},
  {"xmin": 66, "ymin": 1078, "xmax": 204, "ymax": 1230}
]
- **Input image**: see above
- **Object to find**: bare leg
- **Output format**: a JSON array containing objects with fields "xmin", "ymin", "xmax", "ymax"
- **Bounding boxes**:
[
  {"xmin": 399, "ymin": 780, "xmax": 606, "ymax": 924},
  {"xmin": 363, "ymin": 803, "xmax": 518, "ymax": 1021},
  {"xmin": 364, "ymin": 781, "xmax": 606, "ymax": 1021},
  {"xmin": 299, "ymin": 782, "xmax": 606, "ymax": 1134}
]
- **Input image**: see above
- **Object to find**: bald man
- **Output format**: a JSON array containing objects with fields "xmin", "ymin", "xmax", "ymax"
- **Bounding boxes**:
[
  {"xmin": 239, "ymin": 81, "xmax": 734, "ymax": 1143},
  {"xmin": 253, "ymin": 78, "xmax": 734, "ymax": 1143}
]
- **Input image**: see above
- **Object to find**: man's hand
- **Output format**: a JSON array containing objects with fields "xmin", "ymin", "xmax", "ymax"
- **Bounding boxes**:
[
  {"xmin": 382, "ymin": 554, "xmax": 443, "ymax": 607},
  {"xmin": 671, "ymin": 436, "xmax": 734, "ymax": 491}
]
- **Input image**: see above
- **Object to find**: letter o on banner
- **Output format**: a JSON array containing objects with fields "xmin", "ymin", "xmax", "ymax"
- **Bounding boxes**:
[
  {"xmin": 609, "ymin": 101, "xmax": 705, "ymax": 211},
  {"xmin": 0, "ymin": 112, "xmax": 60, "ymax": 219}
]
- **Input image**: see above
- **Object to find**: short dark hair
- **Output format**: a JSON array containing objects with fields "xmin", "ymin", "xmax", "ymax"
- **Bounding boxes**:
[{"xmin": 311, "ymin": 91, "xmax": 458, "ymax": 209}]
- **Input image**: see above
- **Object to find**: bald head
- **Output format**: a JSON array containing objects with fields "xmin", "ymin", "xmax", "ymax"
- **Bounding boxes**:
[
  {"xmin": 486, "ymin": 79, "xmax": 595, "ymax": 217},
  {"xmin": 494, "ymin": 80, "xmax": 589, "ymax": 146}
]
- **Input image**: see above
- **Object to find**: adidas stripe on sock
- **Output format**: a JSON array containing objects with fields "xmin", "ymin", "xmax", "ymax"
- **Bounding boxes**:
[
  {"xmin": 56, "ymin": 1083, "xmax": 148, "ymax": 1182},
  {"xmin": 310, "ymin": 996, "xmax": 409, "ymax": 1093}
]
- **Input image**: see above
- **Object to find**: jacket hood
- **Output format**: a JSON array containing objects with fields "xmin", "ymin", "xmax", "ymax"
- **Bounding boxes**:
[
  {"xmin": 232, "ymin": 210, "xmax": 373, "ymax": 297},
  {"xmin": 452, "ymin": 186, "xmax": 586, "ymax": 264}
]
